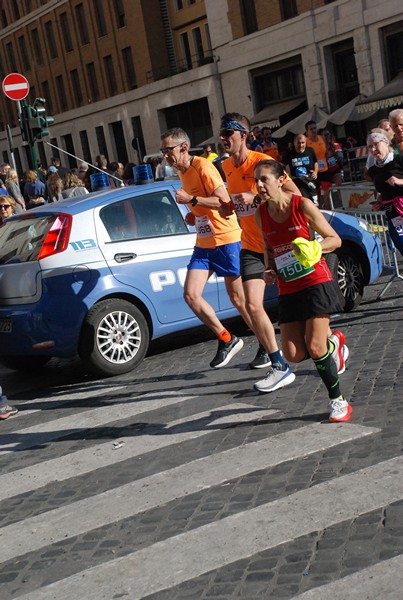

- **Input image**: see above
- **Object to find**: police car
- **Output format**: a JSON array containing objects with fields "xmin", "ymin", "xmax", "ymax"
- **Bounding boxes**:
[{"xmin": 0, "ymin": 182, "xmax": 382, "ymax": 377}]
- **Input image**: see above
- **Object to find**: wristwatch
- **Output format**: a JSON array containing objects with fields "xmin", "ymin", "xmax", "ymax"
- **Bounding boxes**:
[{"xmin": 190, "ymin": 196, "xmax": 198, "ymax": 206}]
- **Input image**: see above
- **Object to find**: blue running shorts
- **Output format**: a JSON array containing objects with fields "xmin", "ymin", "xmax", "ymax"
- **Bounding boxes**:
[{"xmin": 188, "ymin": 241, "xmax": 241, "ymax": 277}]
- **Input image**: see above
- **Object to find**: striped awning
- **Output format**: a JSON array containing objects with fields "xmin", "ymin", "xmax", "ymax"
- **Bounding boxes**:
[
  {"xmin": 356, "ymin": 73, "xmax": 403, "ymax": 113},
  {"xmin": 317, "ymin": 95, "xmax": 377, "ymax": 128}
]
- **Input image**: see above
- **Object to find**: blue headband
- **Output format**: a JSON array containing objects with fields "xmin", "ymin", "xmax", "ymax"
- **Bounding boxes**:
[{"xmin": 220, "ymin": 118, "xmax": 249, "ymax": 132}]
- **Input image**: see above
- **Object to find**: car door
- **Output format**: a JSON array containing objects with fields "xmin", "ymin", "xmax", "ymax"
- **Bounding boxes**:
[{"xmin": 97, "ymin": 188, "xmax": 221, "ymax": 324}]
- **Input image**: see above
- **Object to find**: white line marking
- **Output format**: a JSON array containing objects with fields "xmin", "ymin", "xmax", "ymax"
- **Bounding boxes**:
[
  {"xmin": 16, "ymin": 385, "xmax": 126, "ymax": 416},
  {"xmin": 291, "ymin": 555, "xmax": 403, "ymax": 599},
  {"xmin": 0, "ymin": 392, "xmax": 196, "ymax": 454}
]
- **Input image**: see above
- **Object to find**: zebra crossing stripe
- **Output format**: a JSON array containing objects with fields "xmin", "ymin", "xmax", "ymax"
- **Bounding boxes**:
[
  {"xmin": 0, "ymin": 403, "xmax": 274, "ymax": 500},
  {"xmin": 16, "ymin": 385, "xmax": 126, "ymax": 416},
  {"xmin": 14, "ymin": 456, "xmax": 402, "ymax": 600},
  {"xmin": 0, "ymin": 391, "xmax": 197, "ymax": 454},
  {"xmin": 1, "ymin": 422, "xmax": 378, "ymax": 563},
  {"xmin": 291, "ymin": 554, "xmax": 403, "ymax": 599}
]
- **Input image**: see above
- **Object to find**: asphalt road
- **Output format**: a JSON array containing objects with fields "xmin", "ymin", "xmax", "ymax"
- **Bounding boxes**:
[{"xmin": 0, "ymin": 270, "xmax": 402, "ymax": 600}]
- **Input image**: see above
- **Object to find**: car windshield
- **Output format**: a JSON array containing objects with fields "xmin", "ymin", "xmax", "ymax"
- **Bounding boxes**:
[
  {"xmin": 0, "ymin": 215, "xmax": 56, "ymax": 264},
  {"xmin": 100, "ymin": 190, "xmax": 189, "ymax": 240}
]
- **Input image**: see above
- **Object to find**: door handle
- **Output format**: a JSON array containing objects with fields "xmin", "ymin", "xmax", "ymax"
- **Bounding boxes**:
[{"xmin": 114, "ymin": 253, "xmax": 137, "ymax": 263}]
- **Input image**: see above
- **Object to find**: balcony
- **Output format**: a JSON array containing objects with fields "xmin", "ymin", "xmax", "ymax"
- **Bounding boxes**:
[{"xmin": 146, "ymin": 51, "xmax": 215, "ymax": 83}]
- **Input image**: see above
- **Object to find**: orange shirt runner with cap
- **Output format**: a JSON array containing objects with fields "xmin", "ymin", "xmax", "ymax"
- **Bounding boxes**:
[{"xmin": 223, "ymin": 150, "xmax": 291, "ymax": 253}]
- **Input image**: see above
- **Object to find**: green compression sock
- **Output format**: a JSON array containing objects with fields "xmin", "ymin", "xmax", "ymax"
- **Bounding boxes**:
[{"xmin": 313, "ymin": 350, "xmax": 341, "ymax": 399}]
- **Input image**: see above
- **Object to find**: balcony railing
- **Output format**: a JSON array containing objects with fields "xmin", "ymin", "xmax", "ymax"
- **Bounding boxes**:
[{"xmin": 146, "ymin": 51, "xmax": 215, "ymax": 83}]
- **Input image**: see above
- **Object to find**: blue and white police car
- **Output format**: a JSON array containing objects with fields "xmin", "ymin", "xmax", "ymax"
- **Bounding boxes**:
[{"xmin": 0, "ymin": 181, "xmax": 382, "ymax": 377}]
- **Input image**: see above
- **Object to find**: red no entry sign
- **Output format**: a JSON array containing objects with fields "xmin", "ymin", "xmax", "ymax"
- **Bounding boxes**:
[{"xmin": 2, "ymin": 72, "xmax": 30, "ymax": 101}]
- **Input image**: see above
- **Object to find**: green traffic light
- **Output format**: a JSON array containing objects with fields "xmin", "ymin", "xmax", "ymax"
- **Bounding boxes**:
[
  {"xmin": 19, "ymin": 103, "xmax": 34, "ymax": 143},
  {"xmin": 19, "ymin": 98, "xmax": 55, "ymax": 143},
  {"xmin": 30, "ymin": 98, "xmax": 55, "ymax": 141}
]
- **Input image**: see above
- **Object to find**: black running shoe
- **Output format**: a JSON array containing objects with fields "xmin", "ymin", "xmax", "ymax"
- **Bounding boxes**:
[
  {"xmin": 210, "ymin": 336, "xmax": 244, "ymax": 369},
  {"xmin": 249, "ymin": 344, "xmax": 272, "ymax": 369}
]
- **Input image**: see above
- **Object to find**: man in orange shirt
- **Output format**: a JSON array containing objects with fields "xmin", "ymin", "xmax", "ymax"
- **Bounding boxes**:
[
  {"xmin": 305, "ymin": 121, "xmax": 327, "ymax": 172},
  {"xmin": 219, "ymin": 113, "xmax": 297, "ymax": 392},
  {"xmin": 261, "ymin": 127, "xmax": 280, "ymax": 161},
  {"xmin": 161, "ymin": 127, "xmax": 254, "ymax": 369},
  {"xmin": 305, "ymin": 120, "xmax": 332, "ymax": 207}
]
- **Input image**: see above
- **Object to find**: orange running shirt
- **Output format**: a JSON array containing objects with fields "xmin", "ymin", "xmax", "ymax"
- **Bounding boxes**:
[
  {"xmin": 223, "ymin": 150, "xmax": 291, "ymax": 253},
  {"xmin": 262, "ymin": 144, "xmax": 280, "ymax": 161},
  {"xmin": 179, "ymin": 156, "xmax": 241, "ymax": 249},
  {"xmin": 306, "ymin": 135, "xmax": 328, "ymax": 172}
]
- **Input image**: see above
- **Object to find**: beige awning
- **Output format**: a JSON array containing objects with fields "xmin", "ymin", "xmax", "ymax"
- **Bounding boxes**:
[
  {"xmin": 272, "ymin": 105, "xmax": 329, "ymax": 138},
  {"xmin": 356, "ymin": 72, "xmax": 403, "ymax": 113},
  {"xmin": 250, "ymin": 98, "xmax": 305, "ymax": 128},
  {"xmin": 317, "ymin": 95, "xmax": 377, "ymax": 129}
]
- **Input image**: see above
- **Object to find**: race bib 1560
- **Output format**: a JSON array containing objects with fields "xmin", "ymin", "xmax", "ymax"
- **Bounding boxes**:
[{"xmin": 275, "ymin": 249, "xmax": 314, "ymax": 282}]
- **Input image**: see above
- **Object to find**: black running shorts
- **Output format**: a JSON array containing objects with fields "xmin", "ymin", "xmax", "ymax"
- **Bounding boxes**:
[
  {"xmin": 240, "ymin": 249, "xmax": 265, "ymax": 282},
  {"xmin": 278, "ymin": 280, "xmax": 344, "ymax": 324}
]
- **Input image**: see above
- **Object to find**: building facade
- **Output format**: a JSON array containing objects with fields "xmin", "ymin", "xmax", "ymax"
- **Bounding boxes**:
[{"xmin": 0, "ymin": 0, "xmax": 402, "ymax": 173}]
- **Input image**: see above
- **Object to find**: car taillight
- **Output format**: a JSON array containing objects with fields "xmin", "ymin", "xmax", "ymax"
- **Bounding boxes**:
[{"xmin": 38, "ymin": 214, "xmax": 72, "ymax": 260}]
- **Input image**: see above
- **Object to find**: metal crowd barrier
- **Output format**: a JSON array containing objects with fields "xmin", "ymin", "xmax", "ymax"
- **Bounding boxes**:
[
  {"xmin": 328, "ymin": 186, "xmax": 403, "ymax": 299},
  {"xmin": 342, "ymin": 148, "xmax": 368, "ymax": 183}
]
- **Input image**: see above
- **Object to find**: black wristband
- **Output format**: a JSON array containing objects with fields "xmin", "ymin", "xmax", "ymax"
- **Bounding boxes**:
[{"xmin": 190, "ymin": 196, "xmax": 198, "ymax": 206}]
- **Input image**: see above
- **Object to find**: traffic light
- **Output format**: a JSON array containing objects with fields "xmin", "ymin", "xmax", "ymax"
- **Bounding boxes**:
[
  {"xmin": 19, "ymin": 98, "xmax": 55, "ymax": 144},
  {"xmin": 19, "ymin": 103, "xmax": 34, "ymax": 143},
  {"xmin": 28, "ymin": 98, "xmax": 55, "ymax": 141}
]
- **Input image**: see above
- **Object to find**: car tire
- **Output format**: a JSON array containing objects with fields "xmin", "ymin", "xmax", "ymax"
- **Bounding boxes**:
[
  {"xmin": 0, "ymin": 356, "xmax": 50, "ymax": 371},
  {"xmin": 79, "ymin": 299, "xmax": 150, "ymax": 377},
  {"xmin": 325, "ymin": 250, "xmax": 364, "ymax": 312}
]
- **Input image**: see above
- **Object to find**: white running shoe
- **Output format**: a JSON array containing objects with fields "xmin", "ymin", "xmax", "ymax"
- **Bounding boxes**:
[
  {"xmin": 328, "ymin": 397, "xmax": 352, "ymax": 422},
  {"xmin": 254, "ymin": 366, "xmax": 295, "ymax": 393}
]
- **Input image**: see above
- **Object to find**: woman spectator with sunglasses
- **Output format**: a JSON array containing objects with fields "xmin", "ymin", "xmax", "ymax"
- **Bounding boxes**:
[{"xmin": 0, "ymin": 195, "xmax": 16, "ymax": 225}]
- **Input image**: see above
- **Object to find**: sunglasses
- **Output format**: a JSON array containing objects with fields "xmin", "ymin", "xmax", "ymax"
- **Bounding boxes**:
[
  {"xmin": 160, "ymin": 142, "xmax": 184, "ymax": 154},
  {"xmin": 219, "ymin": 128, "xmax": 237, "ymax": 138},
  {"xmin": 0, "ymin": 204, "xmax": 11, "ymax": 209}
]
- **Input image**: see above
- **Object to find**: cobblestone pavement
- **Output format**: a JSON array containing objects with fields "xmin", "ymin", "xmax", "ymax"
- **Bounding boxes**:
[{"xmin": 0, "ymin": 272, "xmax": 402, "ymax": 600}]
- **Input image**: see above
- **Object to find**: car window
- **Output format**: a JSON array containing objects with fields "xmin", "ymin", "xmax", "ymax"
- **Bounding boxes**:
[
  {"xmin": 0, "ymin": 216, "xmax": 55, "ymax": 264},
  {"xmin": 100, "ymin": 190, "xmax": 189, "ymax": 241}
]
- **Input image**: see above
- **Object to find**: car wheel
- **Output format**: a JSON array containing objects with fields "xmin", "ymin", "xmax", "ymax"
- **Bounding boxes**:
[
  {"xmin": 0, "ymin": 356, "xmax": 50, "ymax": 371},
  {"xmin": 79, "ymin": 299, "xmax": 150, "ymax": 377},
  {"xmin": 326, "ymin": 251, "xmax": 364, "ymax": 312}
]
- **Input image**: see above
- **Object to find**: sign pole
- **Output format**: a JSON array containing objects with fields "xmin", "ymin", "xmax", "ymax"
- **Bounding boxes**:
[
  {"xmin": 29, "ymin": 141, "xmax": 38, "ymax": 172},
  {"xmin": 6, "ymin": 125, "xmax": 17, "ymax": 172}
]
